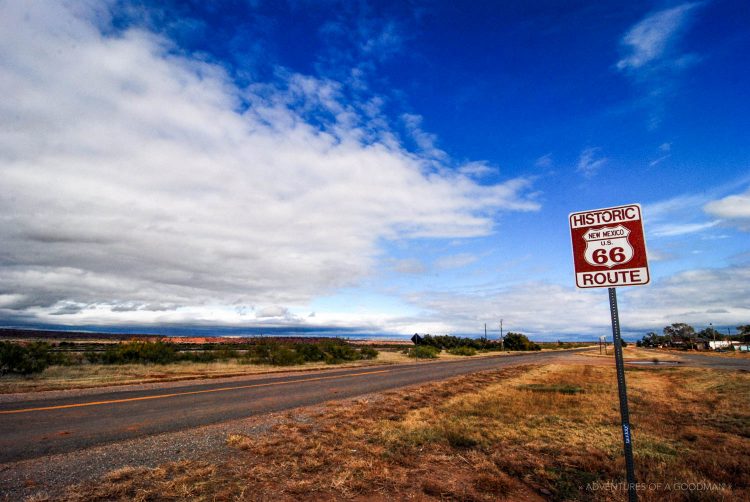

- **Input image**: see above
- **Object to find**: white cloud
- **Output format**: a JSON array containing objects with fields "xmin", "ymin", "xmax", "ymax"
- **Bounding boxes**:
[
  {"xmin": 256, "ymin": 306, "xmax": 291, "ymax": 319},
  {"xmin": 434, "ymin": 253, "xmax": 478, "ymax": 270},
  {"xmin": 397, "ymin": 263, "xmax": 750, "ymax": 339},
  {"xmin": 0, "ymin": 2, "xmax": 539, "ymax": 325},
  {"xmin": 576, "ymin": 147, "xmax": 606, "ymax": 177},
  {"xmin": 704, "ymin": 190, "xmax": 750, "ymax": 230},
  {"xmin": 644, "ymin": 192, "xmax": 724, "ymax": 239},
  {"xmin": 458, "ymin": 160, "xmax": 495, "ymax": 178},
  {"xmin": 615, "ymin": 3, "xmax": 702, "ymax": 128},
  {"xmin": 616, "ymin": 3, "xmax": 700, "ymax": 72},
  {"xmin": 651, "ymin": 220, "xmax": 720, "ymax": 237},
  {"xmin": 649, "ymin": 154, "xmax": 670, "ymax": 167},
  {"xmin": 623, "ymin": 265, "xmax": 750, "ymax": 329},
  {"xmin": 534, "ymin": 154, "xmax": 553, "ymax": 169},
  {"xmin": 401, "ymin": 284, "xmax": 611, "ymax": 337},
  {"xmin": 390, "ymin": 259, "xmax": 427, "ymax": 275}
]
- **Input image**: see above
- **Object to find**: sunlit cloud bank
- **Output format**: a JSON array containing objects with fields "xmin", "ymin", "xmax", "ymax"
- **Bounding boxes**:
[{"xmin": 0, "ymin": 2, "xmax": 538, "ymax": 326}]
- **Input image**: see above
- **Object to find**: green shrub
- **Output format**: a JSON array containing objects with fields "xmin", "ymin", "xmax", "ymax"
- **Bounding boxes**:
[
  {"xmin": 447, "ymin": 346, "xmax": 476, "ymax": 356},
  {"xmin": 181, "ymin": 350, "xmax": 218, "ymax": 363},
  {"xmin": 408, "ymin": 345, "xmax": 440, "ymax": 359},
  {"xmin": 212, "ymin": 346, "xmax": 239, "ymax": 361},
  {"xmin": 248, "ymin": 342, "xmax": 305, "ymax": 366},
  {"xmin": 0, "ymin": 341, "xmax": 53, "ymax": 375},
  {"xmin": 78, "ymin": 339, "xmax": 377, "ymax": 367},
  {"xmin": 296, "ymin": 343, "xmax": 326, "ymax": 362},
  {"xmin": 321, "ymin": 340, "xmax": 361, "ymax": 364},
  {"xmin": 87, "ymin": 341, "xmax": 180, "ymax": 365},
  {"xmin": 503, "ymin": 332, "xmax": 541, "ymax": 351},
  {"xmin": 269, "ymin": 347, "xmax": 306, "ymax": 365}
]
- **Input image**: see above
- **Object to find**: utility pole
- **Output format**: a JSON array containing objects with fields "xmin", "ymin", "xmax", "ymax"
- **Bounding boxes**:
[
  {"xmin": 500, "ymin": 319, "xmax": 504, "ymax": 351},
  {"xmin": 710, "ymin": 322, "xmax": 715, "ymax": 349},
  {"xmin": 484, "ymin": 323, "xmax": 487, "ymax": 342}
]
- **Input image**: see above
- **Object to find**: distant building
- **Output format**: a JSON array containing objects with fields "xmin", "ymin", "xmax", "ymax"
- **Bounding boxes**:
[{"xmin": 707, "ymin": 340, "xmax": 732, "ymax": 350}]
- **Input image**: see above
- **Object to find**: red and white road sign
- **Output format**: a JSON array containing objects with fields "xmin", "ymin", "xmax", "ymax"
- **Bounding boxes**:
[{"xmin": 569, "ymin": 204, "xmax": 649, "ymax": 288}]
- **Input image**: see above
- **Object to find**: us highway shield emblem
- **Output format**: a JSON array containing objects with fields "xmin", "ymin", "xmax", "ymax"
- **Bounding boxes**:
[{"xmin": 583, "ymin": 225, "xmax": 634, "ymax": 269}]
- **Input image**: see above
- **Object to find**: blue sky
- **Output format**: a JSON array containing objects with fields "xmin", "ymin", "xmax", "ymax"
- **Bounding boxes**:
[{"xmin": 1, "ymin": 0, "xmax": 748, "ymax": 340}]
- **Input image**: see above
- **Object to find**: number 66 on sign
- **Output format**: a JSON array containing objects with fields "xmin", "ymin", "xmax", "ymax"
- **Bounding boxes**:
[{"xmin": 569, "ymin": 204, "xmax": 650, "ymax": 288}]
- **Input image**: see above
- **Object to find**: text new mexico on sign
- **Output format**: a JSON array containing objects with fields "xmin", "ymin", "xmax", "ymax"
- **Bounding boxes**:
[{"xmin": 569, "ymin": 204, "xmax": 649, "ymax": 288}]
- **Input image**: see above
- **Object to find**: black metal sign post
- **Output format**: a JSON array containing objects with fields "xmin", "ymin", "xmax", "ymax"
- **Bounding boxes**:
[
  {"xmin": 608, "ymin": 287, "xmax": 637, "ymax": 502},
  {"xmin": 570, "ymin": 204, "xmax": 648, "ymax": 502}
]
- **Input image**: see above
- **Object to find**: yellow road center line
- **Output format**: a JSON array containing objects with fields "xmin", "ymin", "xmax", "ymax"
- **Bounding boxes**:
[{"xmin": 0, "ymin": 369, "xmax": 391, "ymax": 415}]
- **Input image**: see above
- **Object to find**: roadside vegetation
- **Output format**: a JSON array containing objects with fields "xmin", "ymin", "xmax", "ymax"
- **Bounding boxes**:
[
  {"xmin": 0, "ymin": 341, "xmax": 72, "ymax": 375},
  {"xmin": 0, "ymin": 332, "xmax": 578, "ymax": 393},
  {"xmin": 0, "ymin": 332, "xmax": 547, "ymax": 382},
  {"xmin": 637, "ymin": 322, "xmax": 750, "ymax": 350},
  {"xmin": 0, "ymin": 340, "xmax": 387, "ymax": 393},
  {"xmin": 58, "ymin": 363, "xmax": 749, "ymax": 501},
  {"xmin": 0, "ymin": 339, "xmax": 377, "ymax": 378},
  {"xmin": 413, "ymin": 333, "xmax": 541, "ymax": 352}
]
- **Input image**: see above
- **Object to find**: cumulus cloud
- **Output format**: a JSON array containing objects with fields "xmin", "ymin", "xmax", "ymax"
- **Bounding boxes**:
[
  {"xmin": 0, "ymin": 2, "xmax": 539, "ymax": 325},
  {"xmin": 704, "ymin": 189, "xmax": 750, "ymax": 230}
]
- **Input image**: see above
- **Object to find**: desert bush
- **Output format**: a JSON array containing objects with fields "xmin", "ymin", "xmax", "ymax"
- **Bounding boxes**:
[
  {"xmin": 87, "ymin": 341, "xmax": 180, "ymax": 365},
  {"xmin": 247, "ymin": 342, "xmax": 307, "ymax": 366},
  {"xmin": 408, "ymin": 345, "xmax": 440, "ymax": 359},
  {"xmin": 296, "ymin": 343, "xmax": 326, "ymax": 362},
  {"xmin": 320, "ymin": 340, "xmax": 361, "ymax": 364},
  {"xmin": 215, "ymin": 346, "xmax": 239, "ymax": 360},
  {"xmin": 246, "ymin": 341, "xmax": 378, "ymax": 366},
  {"xmin": 447, "ymin": 346, "xmax": 476, "ymax": 356},
  {"xmin": 503, "ymin": 332, "xmax": 541, "ymax": 351},
  {"xmin": 269, "ymin": 347, "xmax": 307, "ymax": 365},
  {"xmin": 181, "ymin": 350, "xmax": 219, "ymax": 363},
  {"xmin": 0, "ymin": 341, "xmax": 55, "ymax": 375}
]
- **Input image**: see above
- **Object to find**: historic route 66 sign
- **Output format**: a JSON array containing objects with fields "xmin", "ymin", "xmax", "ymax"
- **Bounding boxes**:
[
  {"xmin": 569, "ymin": 204, "xmax": 649, "ymax": 288},
  {"xmin": 583, "ymin": 225, "xmax": 634, "ymax": 268}
]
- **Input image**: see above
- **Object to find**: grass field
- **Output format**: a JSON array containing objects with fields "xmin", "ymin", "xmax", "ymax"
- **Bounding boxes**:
[
  {"xmin": 579, "ymin": 346, "xmax": 684, "ymax": 361},
  {"xmin": 55, "ymin": 362, "xmax": 749, "ymax": 501}
]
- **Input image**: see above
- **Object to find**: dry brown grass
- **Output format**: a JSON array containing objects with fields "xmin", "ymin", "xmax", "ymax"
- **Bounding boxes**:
[
  {"xmin": 579, "ymin": 346, "xmax": 683, "ymax": 361},
  {"xmin": 55, "ymin": 363, "xmax": 749, "ymax": 501}
]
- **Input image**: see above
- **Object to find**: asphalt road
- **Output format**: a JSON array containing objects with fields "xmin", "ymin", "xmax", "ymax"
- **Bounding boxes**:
[
  {"xmin": 1, "ymin": 349, "xmax": 746, "ymax": 464},
  {"xmin": 0, "ymin": 350, "xmax": 584, "ymax": 463}
]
